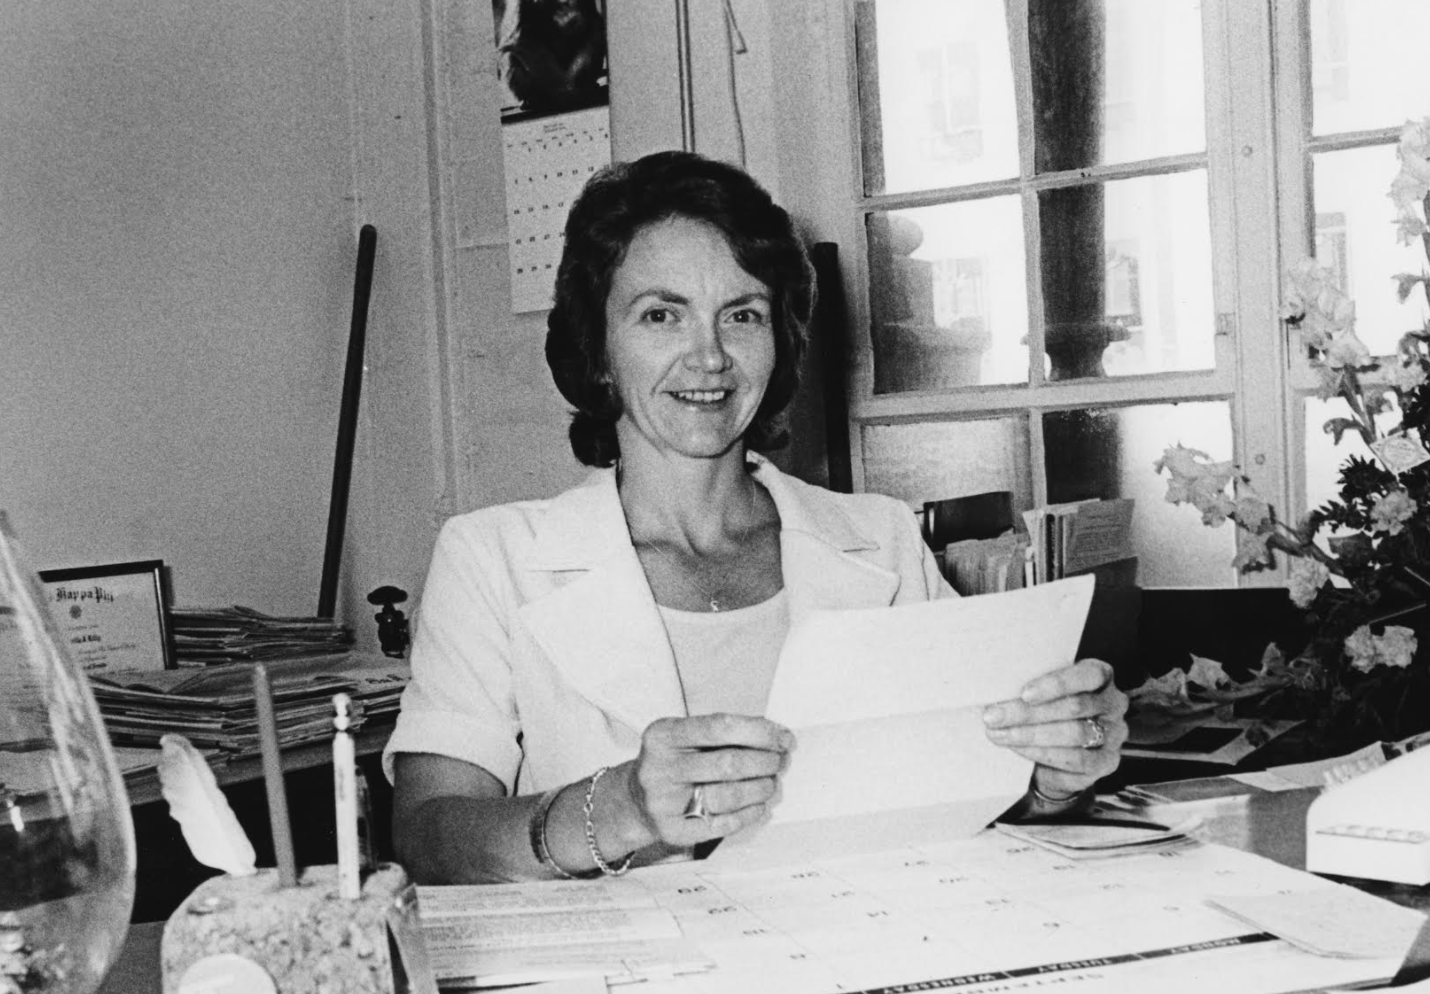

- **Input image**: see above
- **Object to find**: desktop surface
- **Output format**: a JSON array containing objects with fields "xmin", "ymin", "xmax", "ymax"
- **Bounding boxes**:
[{"xmin": 98, "ymin": 781, "xmax": 1429, "ymax": 993}]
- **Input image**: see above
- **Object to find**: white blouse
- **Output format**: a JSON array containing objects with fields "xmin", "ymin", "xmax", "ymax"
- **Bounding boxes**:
[{"xmin": 657, "ymin": 589, "xmax": 790, "ymax": 717}]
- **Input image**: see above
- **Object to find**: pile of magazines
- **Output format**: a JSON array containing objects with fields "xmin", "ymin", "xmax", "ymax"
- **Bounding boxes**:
[
  {"xmin": 89, "ymin": 653, "xmax": 409, "ymax": 754},
  {"xmin": 170, "ymin": 605, "xmax": 354, "ymax": 664}
]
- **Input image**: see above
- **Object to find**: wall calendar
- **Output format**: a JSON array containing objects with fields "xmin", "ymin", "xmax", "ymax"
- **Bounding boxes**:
[
  {"xmin": 491, "ymin": 0, "xmax": 611, "ymax": 313},
  {"xmin": 502, "ymin": 106, "xmax": 611, "ymax": 313}
]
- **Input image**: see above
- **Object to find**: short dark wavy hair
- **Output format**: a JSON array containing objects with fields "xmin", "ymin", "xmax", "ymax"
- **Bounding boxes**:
[{"xmin": 545, "ymin": 150, "xmax": 814, "ymax": 467}]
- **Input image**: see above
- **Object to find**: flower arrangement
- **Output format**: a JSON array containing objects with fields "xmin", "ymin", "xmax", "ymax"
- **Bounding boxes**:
[{"xmin": 1152, "ymin": 116, "xmax": 1430, "ymax": 746}]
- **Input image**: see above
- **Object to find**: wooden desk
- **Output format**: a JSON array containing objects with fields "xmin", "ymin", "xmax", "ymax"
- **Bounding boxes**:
[{"xmin": 98, "ymin": 783, "xmax": 1430, "ymax": 993}]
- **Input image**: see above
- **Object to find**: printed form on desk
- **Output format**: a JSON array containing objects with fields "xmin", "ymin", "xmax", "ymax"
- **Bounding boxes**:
[{"xmin": 420, "ymin": 831, "xmax": 1417, "ymax": 993}]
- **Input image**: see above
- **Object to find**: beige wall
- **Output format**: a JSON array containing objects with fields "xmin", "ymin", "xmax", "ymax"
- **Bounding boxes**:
[
  {"xmin": 0, "ymin": 0, "xmax": 442, "ymax": 645},
  {"xmin": 0, "ymin": 0, "xmax": 840, "ymax": 646}
]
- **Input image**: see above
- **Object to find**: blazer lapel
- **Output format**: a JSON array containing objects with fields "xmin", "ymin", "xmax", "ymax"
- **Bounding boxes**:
[
  {"xmin": 517, "ymin": 470, "xmax": 686, "ymax": 735},
  {"xmin": 752, "ymin": 457, "xmax": 902, "ymax": 624}
]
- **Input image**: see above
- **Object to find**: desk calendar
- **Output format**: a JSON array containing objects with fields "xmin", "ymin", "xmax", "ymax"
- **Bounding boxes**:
[
  {"xmin": 502, "ymin": 105, "xmax": 611, "ymax": 313},
  {"xmin": 422, "ymin": 832, "xmax": 1413, "ymax": 994}
]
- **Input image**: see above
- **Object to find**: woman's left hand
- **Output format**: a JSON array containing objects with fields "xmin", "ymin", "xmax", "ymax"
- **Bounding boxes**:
[{"xmin": 982, "ymin": 658, "xmax": 1128, "ymax": 803}]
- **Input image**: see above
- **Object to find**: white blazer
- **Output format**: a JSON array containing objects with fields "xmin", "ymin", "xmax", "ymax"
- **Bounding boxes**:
[{"xmin": 383, "ymin": 453, "xmax": 952, "ymax": 795}]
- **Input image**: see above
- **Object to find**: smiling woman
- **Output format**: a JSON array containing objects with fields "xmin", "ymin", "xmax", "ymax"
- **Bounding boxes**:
[{"xmin": 382, "ymin": 151, "xmax": 1129, "ymax": 885}]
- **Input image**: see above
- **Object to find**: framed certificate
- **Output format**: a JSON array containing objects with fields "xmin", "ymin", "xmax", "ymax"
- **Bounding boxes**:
[{"xmin": 37, "ymin": 560, "xmax": 174, "ymax": 674}]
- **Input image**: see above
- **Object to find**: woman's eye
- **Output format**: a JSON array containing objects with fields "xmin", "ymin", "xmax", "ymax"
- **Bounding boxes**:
[
  {"xmin": 728, "ymin": 308, "xmax": 769, "ymax": 326},
  {"xmin": 641, "ymin": 307, "xmax": 674, "ymax": 325}
]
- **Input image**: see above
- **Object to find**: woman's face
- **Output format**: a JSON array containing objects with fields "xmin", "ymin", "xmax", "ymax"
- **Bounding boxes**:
[{"xmin": 604, "ymin": 215, "xmax": 776, "ymax": 467}]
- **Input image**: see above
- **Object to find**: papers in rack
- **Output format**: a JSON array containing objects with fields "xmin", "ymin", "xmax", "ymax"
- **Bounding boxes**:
[
  {"xmin": 1022, "ymin": 498, "xmax": 1135, "ymax": 584},
  {"xmin": 714, "ymin": 576, "xmax": 1094, "ymax": 866},
  {"xmin": 941, "ymin": 532, "xmax": 1028, "ymax": 596}
]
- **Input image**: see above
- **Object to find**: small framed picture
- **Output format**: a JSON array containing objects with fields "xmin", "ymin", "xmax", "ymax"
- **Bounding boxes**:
[{"xmin": 37, "ymin": 560, "xmax": 174, "ymax": 674}]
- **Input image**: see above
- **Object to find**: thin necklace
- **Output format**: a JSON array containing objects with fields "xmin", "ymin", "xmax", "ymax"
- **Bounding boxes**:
[{"xmin": 642, "ymin": 541, "xmax": 724, "ymax": 612}]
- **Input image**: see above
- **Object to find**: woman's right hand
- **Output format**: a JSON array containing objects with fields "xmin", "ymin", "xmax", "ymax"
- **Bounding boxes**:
[{"xmin": 619, "ymin": 713, "xmax": 795, "ymax": 848}]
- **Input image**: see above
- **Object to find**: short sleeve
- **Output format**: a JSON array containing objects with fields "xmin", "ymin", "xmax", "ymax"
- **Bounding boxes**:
[
  {"xmin": 885, "ymin": 494, "xmax": 958, "ymax": 603},
  {"xmin": 381, "ymin": 514, "xmax": 526, "ymax": 793}
]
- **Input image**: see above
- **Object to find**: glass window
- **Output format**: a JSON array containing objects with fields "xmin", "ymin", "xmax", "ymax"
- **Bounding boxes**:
[
  {"xmin": 1029, "ymin": 0, "xmax": 1205, "ymax": 174},
  {"xmin": 1039, "ymin": 171, "xmax": 1215, "ymax": 380},
  {"xmin": 857, "ymin": 0, "xmax": 1018, "ymax": 195},
  {"xmin": 1309, "ymin": 0, "xmax": 1430, "ymax": 136},
  {"xmin": 1044, "ymin": 402, "xmax": 1236, "ymax": 587},
  {"xmin": 867, "ymin": 197, "xmax": 1029, "ymax": 392},
  {"xmin": 861, "ymin": 418, "xmax": 1031, "ymax": 512}
]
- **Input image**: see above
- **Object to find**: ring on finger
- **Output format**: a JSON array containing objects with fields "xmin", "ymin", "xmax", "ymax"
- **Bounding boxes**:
[
  {"xmin": 683, "ymin": 784, "xmax": 711, "ymax": 822},
  {"xmin": 1080, "ymin": 716, "xmax": 1107, "ymax": 751}
]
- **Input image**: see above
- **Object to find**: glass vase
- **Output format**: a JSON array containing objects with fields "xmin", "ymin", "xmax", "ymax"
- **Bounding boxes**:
[{"xmin": 0, "ymin": 513, "xmax": 136, "ymax": 993}]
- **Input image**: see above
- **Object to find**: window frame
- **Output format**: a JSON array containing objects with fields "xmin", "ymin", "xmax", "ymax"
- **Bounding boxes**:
[
  {"xmin": 1271, "ymin": 0, "xmax": 1413, "ymax": 539},
  {"xmin": 827, "ymin": 0, "xmax": 1293, "ymax": 587}
]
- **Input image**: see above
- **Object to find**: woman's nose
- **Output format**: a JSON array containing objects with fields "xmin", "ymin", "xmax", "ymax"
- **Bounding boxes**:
[{"xmin": 684, "ymin": 324, "xmax": 731, "ymax": 372}]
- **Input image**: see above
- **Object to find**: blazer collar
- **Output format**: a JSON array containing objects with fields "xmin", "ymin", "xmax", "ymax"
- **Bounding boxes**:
[{"xmin": 517, "ymin": 454, "xmax": 901, "ymax": 734}]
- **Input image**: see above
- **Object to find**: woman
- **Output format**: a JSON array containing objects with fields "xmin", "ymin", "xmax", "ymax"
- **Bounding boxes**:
[{"xmin": 386, "ymin": 151, "xmax": 1128, "ymax": 883}]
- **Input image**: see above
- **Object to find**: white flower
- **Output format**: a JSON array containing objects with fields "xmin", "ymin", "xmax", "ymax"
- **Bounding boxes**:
[
  {"xmin": 1234, "ymin": 489, "xmax": 1272, "ymax": 532},
  {"xmin": 1345, "ymin": 626, "xmax": 1379, "ymax": 673},
  {"xmin": 1187, "ymin": 655, "xmax": 1232, "ymax": 691},
  {"xmin": 1154, "ymin": 445, "xmax": 1239, "ymax": 527},
  {"xmin": 1322, "ymin": 328, "xmax": 1372, "ymax": 370},
  {"xmin": 1345, "ymin": 624, "xmax": 1418, "ymax": 673},
  {"xmin": 1370, "ymin": 489, "xmax": 1418, "ymax": 535},
  {"xmin": 1391, "ymin": 117, "xmax": 1430, "ymax": 246},
  {"xmin": 1282, "ymin": 258, "xmax": 1357, "ymax": 349},
  {"xmin": 1378, "ymin": 626, "xmax": 1418, "ymax": 669},
  {"xmin": 1231, "ymin": 527, "xmax": 1274, "ymax": 571},
  {"xmin": 1287, "ymin": 557, "xmax": 1330, "ymax": 609}
]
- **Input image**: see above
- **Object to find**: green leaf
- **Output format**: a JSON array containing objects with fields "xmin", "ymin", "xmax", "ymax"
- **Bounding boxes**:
[{"xmin": 1323, "ymin": 417, "xmax": 1364, "ymax": 444}]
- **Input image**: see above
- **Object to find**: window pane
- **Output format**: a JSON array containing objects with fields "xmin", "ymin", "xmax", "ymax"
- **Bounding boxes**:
[
  {"xmin": 867, "ymin": 198, "xmax": 1029, "ymax": 393},
  {"xmin": 1313, "ymin": 145, "xmax": 1429, "ymax": 357},
  {"xmin": 1039, "ymin": 171, "xmax": 1215, "ymax": 380},
  {"xmin": 1044, "ymin": 402, "xmax": 1236, "ymax": 587},
  {"xmin": 1310, "ymin": 0, "xmax": 1430, "ymax": 136},
  {"xmin": 862, "ymin": 417, "xmax": 1031, "ymax": 512},
  {"xmin": 1030, "ymin": 0, "xmax": 1205, "ymax": 174},
  {"xmin": 856, "ymin": 0, "xmax": 1018, "ymax": 195}
]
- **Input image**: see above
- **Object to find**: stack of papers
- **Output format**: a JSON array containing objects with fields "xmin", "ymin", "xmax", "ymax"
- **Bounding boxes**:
[
  {"xmin": 170, "ymin": 605, "xmax": 354, "ymax": 664},
  {"xmin": 417, "ymin": 881, "xmax": 712, "ymax": 988},
  {"xmin": 1207, "ymin": 886, "xmax": 1426, "ymax": 960},
  {"xmin": 89, "ymin": 653, "xmax": 408, "ymax": 754},
  {"xmin": 994, "ymin": 816, "xmax": 1199, "ymax": 860}
]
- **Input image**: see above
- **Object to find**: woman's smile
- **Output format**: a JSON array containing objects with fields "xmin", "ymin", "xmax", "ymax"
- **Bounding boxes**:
[{"xmin": 669, "ymin": 388, "xmax": 732, "ymax": 405}]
